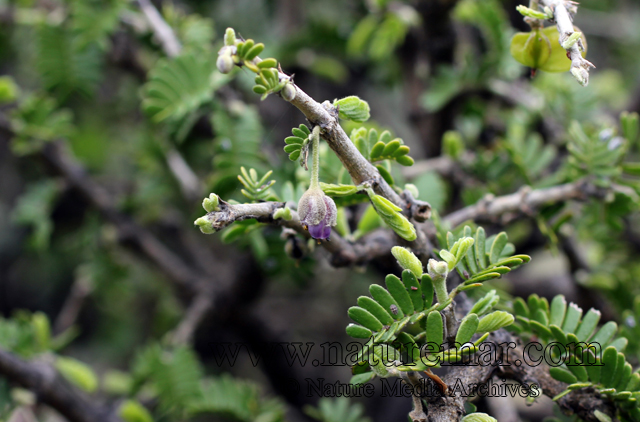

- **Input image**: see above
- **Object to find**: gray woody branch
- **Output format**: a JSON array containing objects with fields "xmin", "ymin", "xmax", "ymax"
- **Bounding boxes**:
[
  {"xmin": 0, "ymin": 349, "xmax": 123, "ymax": 422},
  {"xmin": 202, "ymin": 198, "xmax": 397, "ymax": 267},
  {"xmin": 443, "ymin": 179, "xmax": 608, "ymax": 228},
  {"xmin": 201, "ymin": 179, "xmax": 609, "ymax": 265}
]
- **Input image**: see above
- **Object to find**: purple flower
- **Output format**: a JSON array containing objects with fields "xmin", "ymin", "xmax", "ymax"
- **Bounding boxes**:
[{"xmin": 298, "ymin": 188, "xmax": 337, "ymax": 240}]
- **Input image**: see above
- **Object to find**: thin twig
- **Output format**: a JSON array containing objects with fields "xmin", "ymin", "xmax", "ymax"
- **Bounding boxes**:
[
  {"xmin": 137, "ymin": 0, "xmax": 181, "ymax": 58},
  {"xmin": 53, "ymin": 271, "xmax": 93, "ymax": 335},
  {"xmin": 169, "ymin": 294, "xmax": 214, "ymax": 345},
  {"xmin": 166, "ymin": 149, "xmax": 203, "ymax": 201}
]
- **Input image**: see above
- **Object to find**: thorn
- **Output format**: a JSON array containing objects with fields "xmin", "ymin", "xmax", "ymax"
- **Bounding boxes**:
[{"xmin": 424, "ymin": 369, "xmax": 448, "ymax": 395}]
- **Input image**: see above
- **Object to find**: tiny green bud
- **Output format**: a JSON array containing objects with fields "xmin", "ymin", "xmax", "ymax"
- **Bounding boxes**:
[
  {"xmin": 194, "ymin": 217, "xmax": 215, "ymax": 234},
  {"xmin": 281, "ymin": 82, "xmax": 296, "ymax": 102},
  {"xmin": 202, "ymin": 193, "xmax": 220, "ymax": 212},
  {"xmin": 0, "ymin": 76, "xmax": 19, "ymax": 104},
  {"xmin": 224, "ymin": 28, "xmax": 236, "ymax": 46},
  {"xmin": 570, "ymin": 66, "xmax": 588, "ymax": 86},
  {"xmin": 217, "ymin": 49, "xmax": 234, "ymax": 74},
  {"xmin": 404, "ymin": 183, "xmax": 419, "ymax": 199},
  {"xmin": 273, "ymin": 207, "xmax": 292, "ymax": 221},
  {"xmin": 119, "ymin": 400, "xmax": 154, "ymax": 422},
  {"xmin": 428, "ymin": 259, "xmax": 448, "ymax": 278},
  {"xmin": 543, "ymin": 6, "xmax": 553, "ymax": 19},
  {"xmin": 562, "ymin": 32, "xmax": 582, "ymax": 50},
  {"xmin": 442, "ymin": 130, "xmax": 464, "ymax": 159}
]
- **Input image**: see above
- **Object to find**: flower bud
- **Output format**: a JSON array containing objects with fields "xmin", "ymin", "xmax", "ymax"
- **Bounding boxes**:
[
  {"xmin": 297, "ymin": 188, "xmax": 337, "ymax": 240},
  {"xmin": 281, "ymin": 82, "xmax": 296, "ymax": 102},
  {"xmin": 224, "ymin": 28, "xmax": 236, "ymax": 46},
  {"xmin": 217, "ymin": 49, "xmax": 234, "ymax": 74}
]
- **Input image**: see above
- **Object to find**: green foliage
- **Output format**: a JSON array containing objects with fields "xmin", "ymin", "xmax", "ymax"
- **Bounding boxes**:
[
  {"xmin": 253, "ymin": 68, "xmax": 288, "ymax": 100},
  {"xmin": 510, "ymin": 27, "xmax": 582, "ymax": 73},
  {"xmin": 284, "ymin": 124, "xmax": 311, "ymax": 163},
  {"xmin": 344, "ymin": 230, "xmax": 526, "ymax": 383},
  {"xmin": 237, "ymin": 167, "xmax": 278, "ymax": 202},
  {"xmin": 0, "ymin": 76, "xmax": 20, "ymax": 104},
  {"xmin": 391, "ymin": 246, "xmax": 423, "ymax": 278},
  {"xmin": 55, "ymin": 356, "xmax": 99, "ymax": 393},
  {"xmin": 131, "ymin": 344, "xmax": 284, "ymax": 421},
  {"xmin": 10, "ymin": 94, "xmax": 74, "ymax": 155},
  {"xmin": 163, "ymin": 6, "xmax": 215, "ymax": 51},
  {"xmin": 367, "ymin": 192, "xmax": 417, "ymax": 241},
  {"xmin": 209, "ymin": 102, "xmax": 267, "ymax": 197},
  {"xmin": 511, "ymin": 294, "xmax": 640, "ymax": 419},
  {"xmin": 11, "ymin": 180, "xmax": 61, "ymax": 251},
  {"xmin": 347, "ymin": 8, "xmax": 418, "ymax": 61},
  {"xmin": 189, "ymin": 374, "xmax": 285, "ymax": 421},
  {"xmin": 350, "ymin": 127, "xmax": 414, "ymax": 166},
  {"xmin": 462, "ymin": 413, "xmax": 498, "ymax": 422},
  {"xmin": 503, "ymin": 115, "xmax": 556, "ymax": 184},
  {"xmin": 141, "ymin": 52, "xmax": 225, "ymax": 123},
  {"xmin": 439, "ymin": 225, "xmax": 530, "ymax": 288},
  {"xmin": 566, "ymin": 121, "xmax": 625, "ymax": 181},
  {"xmin": 36, "ymin": 25, "xmax": 102, "ymax": 98},
  {"xmin": 119, "ymin": 400, "xmax": 154, "ymax": 422},
  {"xmin": 333, "ymin": 96, "xmax": 370, "ymax": 123},
  {"xmin": 3, "ymin": 3, "xmax": 640, "ymax": 422},
  {"xmin": 305, "ymin": 397, "xmax": 371, "ymax": 422},
  {"xmin": 69, "ymin": 0, "xmax": 125, "ymax": 51}
]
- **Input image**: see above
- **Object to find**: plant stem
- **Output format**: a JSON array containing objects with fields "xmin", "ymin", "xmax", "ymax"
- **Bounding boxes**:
[
  {"xmin": 432, "ymin": 274, "xmax": 449, "ymax": 304},
  {"xmin": 310, "ymin": 125, "xmax": 321, "ymax": 190}
]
